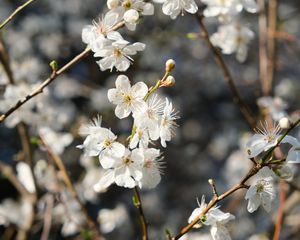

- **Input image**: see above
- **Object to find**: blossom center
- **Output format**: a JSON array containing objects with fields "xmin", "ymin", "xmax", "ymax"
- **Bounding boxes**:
[
  {"xmin": 122, "ymin": 0, "xmax": 132, "ymax": 9},
  {"xmin": 123, "ymin": 94, "xmax": 133, "ymax": 104},
  {"xmin": 123, "ymin": 157, "xmax": 133, "ymax": 165},
  {"xmin": 114, "ymin": 48, "xmax": 123, "ymax": 57},
  {"xmin": 104, "ymin": 139, "xmax": 113, "ymax": 148}
]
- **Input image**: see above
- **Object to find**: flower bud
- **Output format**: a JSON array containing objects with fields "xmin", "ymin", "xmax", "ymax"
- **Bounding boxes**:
[
  {"xmin": 164, "ymin": 76, "xmax": 175, "ymax": 87},
  {"xmin": 107, "ymin": 0, "xmax": 119, "ymax": 9},
  {"xmin": 279, "ymin": 117, "xmax": 290, "ymax": 129},
  {"xmin": 165, "ymin": 59, "xmax": 176, "ymax": 72},
  {"xmin": 124, "ymin": 9, "xmax": 139, "ymax": 24}
]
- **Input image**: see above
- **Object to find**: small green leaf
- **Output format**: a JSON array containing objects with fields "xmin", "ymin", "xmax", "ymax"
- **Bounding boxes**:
[{"xmin": 49, "ymin": 60, "xmax": 58, "ymax": 72}]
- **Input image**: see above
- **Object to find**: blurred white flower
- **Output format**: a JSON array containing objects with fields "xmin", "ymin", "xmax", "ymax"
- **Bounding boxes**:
[
  {"xmin": 286, "ymin": 145, "xmax": 300, "ymax": 163},
  {"xmin": 108, "ymin": 75, "xmax": 148, "ymax": 119},
  {"xmin": 210, "ymin": 23, "xmax": 254, "ymax": 62},
  {"xmin": 161, "ymin": 0, "xmax": 198, "ymax": 19},
  {"xmin": 98, "ymin": 204, "xmax": 128, "ymax": 233},
  {"xmin": 245, "ymin": 167, "xmax": 275, "ymax": 213},
  {"xmin": 0, "ymin": 198, "xmax": 33, "ymax": 230},
  {"xmin": 201, "ymin": 0, "xmax": 258, "ymax": 20},
  {"xmin": 39, "ymin": 127, "xmax": 73, "ymax": 155},
  {"xmin": 94, "ymin": 31, "xmax": 146, "ymax": 72},
  {"xmin": 257, "ymin": 96, "xmax": 288, "ymax": 121},
  {"xmin": 16, "ymin": 162, "xmax": 36, "ymax": 193}
]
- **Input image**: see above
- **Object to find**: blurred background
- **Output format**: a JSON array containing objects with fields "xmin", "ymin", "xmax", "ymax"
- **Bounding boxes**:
[{"xmin": 0, "ymin": 0, "xmax": 300, "ymax": 239}]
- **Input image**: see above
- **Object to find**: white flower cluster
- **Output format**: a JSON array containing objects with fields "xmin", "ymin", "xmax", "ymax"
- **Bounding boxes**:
[
  {"xmin": 78, "ymin": 74, "xmax": 179, "ymax": 191},
  {"xmin": 188, "ymin": 196, "xmax": 235, "ymax": 240},
  {"xmin": 201, "ymin": 0, "xmax": 258, "ymax": 62},
  {"xmin": 82, "ymin": 0, "xmax": 200, "ymax": 71}
]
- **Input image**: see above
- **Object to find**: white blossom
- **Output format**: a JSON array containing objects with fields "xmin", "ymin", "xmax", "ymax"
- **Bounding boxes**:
[
  {"xmin": 108, "ymin": 75, "xmax": 148, "ymax": 119},
  {"xmin": 94, "ymin": 32, "xmax": 146, "ymax": 71},
  {"xmin": 160, "ymin": 98, "xmax": 179, "ymax": 147},
  {"xmin": 245, "ymin": 167, "xmax": 275, "ymax": 213},
  {"xmin": 95, "ymin": 148, "xmax": 144, "ymax": 190},
  {"xmin": 246, "ymin": 121, "xmax": 298, "ymax": 158},
  {"xmin": 81, "ymin": 12, "xmax": 119, "ymax": 49},
  {"xmin": 161, "ymin": 0, "xmax": 198, "ymax": 19},
  {"xmin": 188, "ymin": 197, "xmax": 235, "ymax": 240},
  {"xmin": 138, "ymin": 147, "xmax": 163, "ymax": 189},
  {"xmin": 108, "ymin": 0, "xmax": 154, "ymax": 31},
  {"xmin": 210, "ymin": 23, "xmax": 254, "ymax": 62},
  {"xmin": 77, "ymin": 116, "xmax": 125, "ymax": 158}
]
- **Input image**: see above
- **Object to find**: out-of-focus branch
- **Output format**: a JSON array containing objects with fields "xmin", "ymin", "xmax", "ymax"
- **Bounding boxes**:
[
  {"xmin": 273, "ymin": 180, "xmax": 286, "ymax": 240},
  {"xmin": 133, "ymin": 187, "xmax": 149, "ymax": 240},
  {"xmin": 39, "ymin": 136, "xmax": 103, "ymax": 239},
  {"xmin": 41, "ymin": 194, "xmax": 54, "ymax": 240},
  {"xmin": 0, "ymin": 36, "xmax": 14, "ymax": 83},
  {"xmin": 195, "ymin": 14, "xmax": 256, "ymax": 129},
  {"xmin": 267, "ymin": 0, "xmax": 278, "ymax": 95},
  {"xmin": 0, "ymin": 0, "xmax": 37, "ymax": 30},
  {"xmin": 258, "ymin": 0, "xmax": 270, "ymax": 95},
  {"xmin": 0, "ymin": 21, "xmax": 125, "ymax": 123}
]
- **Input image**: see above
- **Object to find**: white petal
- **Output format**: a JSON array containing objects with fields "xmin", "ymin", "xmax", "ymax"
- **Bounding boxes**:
[
  {"xmin": 115, "ymin": 75, "xmax": 131, "ymax": 92},
  {"xmin": 94, "ymin": 170, "xmax": 115, "ymax": 192},
  {"xmin": 115, "ymin": 103, "xmax": 131, "ymax": 119}
]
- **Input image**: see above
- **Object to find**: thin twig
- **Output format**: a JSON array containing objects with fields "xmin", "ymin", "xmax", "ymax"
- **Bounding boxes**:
[
  {"xmin": 273, "ymin": 180, "xmax": 286, "ymax": 240},
  {"xmin": 267, "ymin": 0, "xmax": 278, "ymax": 95},
  {"xmin": 0, "ymin": 21, "xmax": 125, "ymax": 123},
  {"xmin": 39, "ymin": 136, "xmax": 103, "ymax": 239},
  {"xmin": 258, "ymin": 0, "xmax": 269, "ymax": 95},
  {"xmin": 0, "ymin": 36, "xmax": 14, "ymax": 83},
  {"xmin": 0, "ymin": 0, "xmax": 37, "ymax": 30},
  {"xmin": 172, "ymin": 117, "xmax": 300, "ymax": 239},
  {"xmin": 133, "ymin": 187, "xmax": 149, "ymax": 240},
  {"xmin": 41, "ymin": 194, "xmax": 54, "ymax": 240},
  {"xmin": 195, "ymin": 14, "xmax": 256, "ymax": 129}
]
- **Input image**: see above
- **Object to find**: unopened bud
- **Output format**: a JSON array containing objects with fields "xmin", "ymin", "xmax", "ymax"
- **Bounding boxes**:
[
  {"xmin": 279, "ymin": 117, "xmax": 290, "ymax": 129},
  {"xmin": 208, "ymin": 179, "xmax": 214, "ymax": 185},
  {"xmin": 165, "ymin": 59, "xmax": 176, "ymax": 72},
  {"xmin": 49, "ymin": 60, "xmax": 58, "ymax": 72},
  {"xmin": 107, "ymin": 0, "xmax": 119, "ymax": 9},
  {"xmin": 124, "ymin": 9, "xmax": 139, "ymax": 24},
  {"xmin": 164, "ymin": 76, "xmax": 175, "ymax": 87}
]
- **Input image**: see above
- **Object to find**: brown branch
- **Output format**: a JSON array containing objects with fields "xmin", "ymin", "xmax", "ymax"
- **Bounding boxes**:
[
  {"xmin": 41, "ymin": 194, "xmax": 54, "ymax": 240},
  {"xmin": 195, "ymin": 14, "xmax": 256, "ymax": 129},
  {"xmin": 39, "ymin": 136, "xmax": 103, "ymax": 239},
  {"xmin": 258, "ymin": 0, "xmax": 270, "ymax": 95},
  {"xmin": 133, "ymin": 187, "xmax": 149, "ymax": 240},
  {"xmin": 267, "ymin": 0, "xmax": 278, "ymax": 95},
  {"xmin": 0, "ymin": 0, "xmax": 37, "ymax": 30},
  {"xmin": 0, "ymin": 20, "xmax": 125, "ymax": 123},
  {"xmin": 0, "ymin": 47, "xmax": 91, "ymax": 123},
  {"xmin": 0, "ymin": 36, "xmax": 14, "ymax": 83},
  {"xmin": 273, "ymin": 180, "xmax": 286, "ymax": 240},
  {"xmin": 172, "ymin": 117, "xmax": 300, "ymax": 239}
]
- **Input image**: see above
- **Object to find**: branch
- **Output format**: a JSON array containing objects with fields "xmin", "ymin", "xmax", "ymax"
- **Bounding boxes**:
[
  {"xmin": 195, "ymin": 14, "xmax": 256, "ymax": 129},
  {"xmin": 39, "ymin": 136, "xmax": 103, "ymax": 239},
  {"xmin": 267, "ymin": 0, "xmax": 278, "ymax": 95},
  {"xmin": 273, "ymin": 180, "xmax": 286, "ymax": 240},
  {"xmin": 0, "ymin": 20, "xmax": 125, "ymax": 123},
  {"xmin": 172, "ymin": 117, "xmax": 300, "ymax": 239},
  {"xmin": 258, "ymin": 0, "xmax": 269, "ymax": 95},
  {"xmin": 0, "ymin": 0, "xmax": 37, "ymax": 30},
  {"xmin": 0, "ymin": 47, "xmax": 91, "ymax": 123},
  {"xmin": 133, "ymin": 187, "xmax": 149, "ymax": 240}
]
